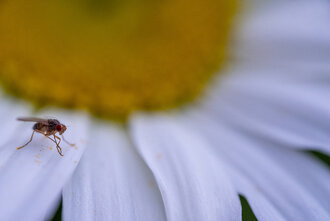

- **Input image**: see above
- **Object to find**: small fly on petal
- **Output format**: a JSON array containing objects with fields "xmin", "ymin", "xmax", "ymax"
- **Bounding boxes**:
[{"xmin": 16, "ymin": 117, "xmax": 75, "ymax": 156}]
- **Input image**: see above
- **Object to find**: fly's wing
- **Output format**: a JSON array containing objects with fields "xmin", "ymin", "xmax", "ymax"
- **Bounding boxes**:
[{"xmin": 17, "ymin": 117, "xmax": 49, "ymax": 124}]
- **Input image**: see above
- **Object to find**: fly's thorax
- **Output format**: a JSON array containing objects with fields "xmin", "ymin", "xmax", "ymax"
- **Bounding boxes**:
[{"xmin": 47, "ymin": 119, "xmax": 60, "ymax": 133}]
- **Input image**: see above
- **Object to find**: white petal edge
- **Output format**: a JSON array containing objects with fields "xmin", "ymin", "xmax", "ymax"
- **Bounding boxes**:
[
  {"xmin": 185, "ymin": 111, "xmax": 330, "ymax": 221},
  {"xmin": 63, "ymin": 121, "xmax": 166, "ymax": 221},
  {"xmin": 204, "ymin": 70, "xmax": 330, "ymax": 155},
  {"xmin": 130, "ymin": 114, "xmax": 242, "ymax": 221},
  {"xmin": 226, "ymin": 166, "xmax": 286, "ymax": 221},
  {"xmin": 0, "ymin": 97, "xmax": 89, "ymax": 221},
  {"xmin": 202, "ymin": 0, "xmax": 330, "ymax": 155},
  {"xmin": 258, "ymin": 144, "xmax": 330, "ymax": 212},
  {"xmin": 231, "ymin": 0, "xmax": 330, "ymax": 63}
]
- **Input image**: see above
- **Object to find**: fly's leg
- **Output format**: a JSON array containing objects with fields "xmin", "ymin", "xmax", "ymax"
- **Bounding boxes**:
[
  {"xmin": 17, "ymin": 131, "xmax": 35, "ymax": 150},
  {"xmin": 55, "ymin": 145, "xmax": 64, "ymax": 156},
  {"xmin": 45, "ymin": 135, "xmax": 64, "ymax": 156},
  {"xmin": 61, "ymin": 134, "xmax": 75, "ymax": 146},
  {"xmin": 54, "ymin": 135, "xmax": 61, "ymax": 146},
  {"xmin": 45, "ymin": 135, "xmax": 57, "ymax": 145},
  {"xmin": 53, "ymin": 135, "xmax": 63, "ymax": 156}
]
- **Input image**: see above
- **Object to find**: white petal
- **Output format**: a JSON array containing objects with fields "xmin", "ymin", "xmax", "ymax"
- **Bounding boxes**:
[
  {"xmin": 203, "ymin": 0, "xmax": 330, "ymax": 154},
  {"xmin": 0, "ymin": 96, "xmax": 32, "ymax": 147},
  {"xmin": 204, "ymin": 74, "xmax": 330, "ymax": 154},
  {"xmin": 186, "ymin": 112, "xmax": 330, "ymax": 220},
  {"xmin": 130, "ymin": 114, "xmax": 241, "ymax": 221},
  {"xmin": 0, "ymin": 100, "xmax": 89, "ymax": 221},
  {"xmin": 260, "ymin": 145, "xmax": 330, "ymax": 212},
  {"xmin": 63, "ymin": 121, "xmax": 166, "ymax": 221},
  {"xmin": 232, "ymin": 0, "xmax": 330, "ymax": 63},
  {"xmin": 227, "ymin": 167, "xmax": 286, "ymax": 221}
]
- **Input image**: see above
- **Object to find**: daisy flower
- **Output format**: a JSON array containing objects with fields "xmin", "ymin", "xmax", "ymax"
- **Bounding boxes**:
[{"xmin": 0, "ymin": 0, "xmax": 330, "ymax": 220}]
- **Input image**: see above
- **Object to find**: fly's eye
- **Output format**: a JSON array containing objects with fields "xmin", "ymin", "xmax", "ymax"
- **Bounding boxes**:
[{"xmin": 56, "ymin": 124, "xmax": 62, "ymax": 131}]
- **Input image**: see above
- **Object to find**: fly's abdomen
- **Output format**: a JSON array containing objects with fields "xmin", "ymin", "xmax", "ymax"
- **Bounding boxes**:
[{"xmin": 33, "ymin": 122, "xmax": 47, "ymax": 132}]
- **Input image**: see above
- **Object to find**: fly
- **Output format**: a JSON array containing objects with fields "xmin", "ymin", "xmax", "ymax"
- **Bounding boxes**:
[{"xmin": 16, "ymin": 117, "xmax": 74, "ymax": 156}]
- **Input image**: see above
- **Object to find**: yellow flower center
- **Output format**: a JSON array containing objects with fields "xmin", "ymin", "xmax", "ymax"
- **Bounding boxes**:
[{"xmin": 0, "ymin": 0, "xmax": 235, "ymax": 120}]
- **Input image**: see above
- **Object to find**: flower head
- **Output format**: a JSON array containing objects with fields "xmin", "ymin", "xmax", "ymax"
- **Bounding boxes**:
[{"xmin": 0, "ymin": 0, "xmax": 329, "ymax": 221}]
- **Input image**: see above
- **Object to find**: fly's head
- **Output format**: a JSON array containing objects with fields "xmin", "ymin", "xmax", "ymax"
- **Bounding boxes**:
[{"xmin": 56, "ymin": 124, "xmax": 67, "ymax": 135}]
